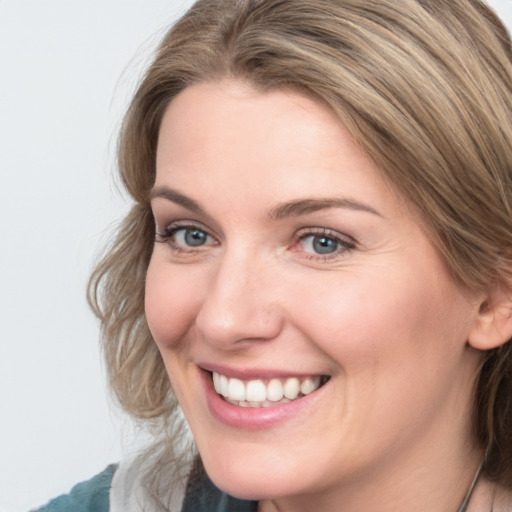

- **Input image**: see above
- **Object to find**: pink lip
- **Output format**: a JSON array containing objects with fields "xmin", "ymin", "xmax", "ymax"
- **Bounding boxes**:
[
  {"xmin": 198, "ymin": 362, "xmax": 323, "ymax": 380},
  {"xmin": 198, "ymin": 367, "xmax": 327, "ymax": 430}
]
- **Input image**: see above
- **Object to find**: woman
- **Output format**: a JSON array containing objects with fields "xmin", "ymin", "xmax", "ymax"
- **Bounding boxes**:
[{"xmin": 36, "ymin": 0, "xmax": 512, "ymax": 511}]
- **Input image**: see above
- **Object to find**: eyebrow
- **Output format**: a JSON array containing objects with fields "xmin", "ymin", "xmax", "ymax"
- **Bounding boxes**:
[
  {"xmin": 150, "ymin": 186, "xmax": 381, "ymax": 219},
  {"xmin": 268, "ymin": 197, "xmax": 382, "ymax": 220},
  {"xmin": 150, "ymin": 186, "xmax": 206, "ymax": 216}
]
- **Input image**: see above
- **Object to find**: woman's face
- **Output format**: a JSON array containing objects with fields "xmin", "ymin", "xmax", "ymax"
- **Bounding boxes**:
[{"xmin": 146, "ymin": 81, "xmax": 483, "ymax": 505}]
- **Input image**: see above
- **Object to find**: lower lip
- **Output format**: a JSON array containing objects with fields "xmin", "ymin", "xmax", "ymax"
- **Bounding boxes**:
[{"xmin": 200, "ymin": 369, "xmax": 325, "ymax": 430}]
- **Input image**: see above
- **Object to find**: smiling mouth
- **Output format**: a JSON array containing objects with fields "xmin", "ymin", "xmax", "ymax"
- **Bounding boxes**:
[{"xmin": 211, "ymin": 371, "xmax": 330, "ymax": 408}]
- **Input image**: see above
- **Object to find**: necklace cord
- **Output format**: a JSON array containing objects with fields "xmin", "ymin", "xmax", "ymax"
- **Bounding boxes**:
[{"xmin": 456, "ymin": 461, "xmax": 484, "ymax": 512}]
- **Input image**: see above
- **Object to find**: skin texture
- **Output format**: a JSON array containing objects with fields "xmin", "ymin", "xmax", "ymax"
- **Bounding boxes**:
[{"xmin": 145, "ymin": 81, "xmax": 489, "ymax": 512}]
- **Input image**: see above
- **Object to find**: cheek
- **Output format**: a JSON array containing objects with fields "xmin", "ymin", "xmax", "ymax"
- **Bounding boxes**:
[
  {"xmin": 285, "ymin": 267, "xmax": 478, "ymax": 450},
  {"xmin": 290, "ymin": 260, "xmax": 475, "ymax": 374},
  {"xmin": 144, "ymin": 257, "xmax": 202, "ymax": 349}
]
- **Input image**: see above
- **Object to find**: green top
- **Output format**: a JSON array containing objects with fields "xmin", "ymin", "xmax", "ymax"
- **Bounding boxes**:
[
  {"xmin": 32, "ymin": 465, "xmax": 116, "ymax": 512},
  {"xmin": 31, "ymin": 463, "xmax": 258, "ymax": 512}
]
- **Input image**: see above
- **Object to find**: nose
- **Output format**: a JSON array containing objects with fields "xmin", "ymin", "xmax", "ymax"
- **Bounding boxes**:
[{"xmin": 194, "ymin": 247, "xmax": 284, "ymax": 348}]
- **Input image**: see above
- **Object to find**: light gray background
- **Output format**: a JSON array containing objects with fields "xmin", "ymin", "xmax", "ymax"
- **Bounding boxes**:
[{"xmin": 0, "ymin": 1, "xmax": 511, "ymax": 511}]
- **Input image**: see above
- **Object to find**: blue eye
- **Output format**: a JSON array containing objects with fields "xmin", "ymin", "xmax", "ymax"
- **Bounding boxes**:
[
  {"xmin": 313, "ymin": 236, "xmax": 339, "ymax": 254},
  {"xmin": 155, "ymin": 225, "xmax": 216, "ymax": 252},
  {"xmin": 176, "ymin": 228, "xmax": 209, "ymax": 247},
  {"xmin": 301, "ymin": 234, "xmax": 340, "ymax": 255},
  {"xmin": 296, "ymin": 230, "xmax": 355, "ymax": 259}
]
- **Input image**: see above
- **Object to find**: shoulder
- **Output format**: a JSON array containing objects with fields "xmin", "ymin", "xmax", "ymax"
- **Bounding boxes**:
[{"xmin": 31, "ymin": 465, "xmax": 117, "ymax": 512}]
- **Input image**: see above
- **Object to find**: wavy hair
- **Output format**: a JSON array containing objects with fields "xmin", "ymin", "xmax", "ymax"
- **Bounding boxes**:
[{"xmin": 88, "ymin": 0, "xmax": 512, "ymax": 489}]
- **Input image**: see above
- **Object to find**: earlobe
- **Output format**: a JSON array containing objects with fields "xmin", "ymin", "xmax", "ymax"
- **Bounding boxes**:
[{"xmin": 468, "ymin": 287, "xmax": 512, "ymax": 351}]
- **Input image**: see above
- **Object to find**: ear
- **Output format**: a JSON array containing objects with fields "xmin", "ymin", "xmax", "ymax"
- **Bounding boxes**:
[{"xmin": 468, "ymin": 283, "xmax": 512, "ymax": 351}]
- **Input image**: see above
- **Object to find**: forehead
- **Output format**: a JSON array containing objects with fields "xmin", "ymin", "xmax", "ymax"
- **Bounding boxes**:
[
  {"xmin": 156, "ymin": 80, "xmax": 352, "ymax": 165},
  {"xmin": 155, "ymin": 80, "xmax": 407, "ymax": 219}
]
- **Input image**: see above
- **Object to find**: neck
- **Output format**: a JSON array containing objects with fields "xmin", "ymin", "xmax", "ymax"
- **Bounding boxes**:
[{"xmin": 259, "ymin": 443, "xmax": 484, "ymax": 512}]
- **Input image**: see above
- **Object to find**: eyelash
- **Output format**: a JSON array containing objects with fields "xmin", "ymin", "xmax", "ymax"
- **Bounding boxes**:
[
  {"xmin": 294, "ymin": 227, "xmax": 356, "ymax": 261},
  {"xmin": 155, "ymin": 222, "xmax": 217, "ymax": 254},
  {"xmin": 154, "ymin": 223, "xmax": 356, "ymax": 260}
]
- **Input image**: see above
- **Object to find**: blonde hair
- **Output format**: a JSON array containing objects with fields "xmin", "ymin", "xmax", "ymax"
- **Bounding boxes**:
[{"xmin": 88, "ymin": 0, "xmax": 512, "ymax": 490}]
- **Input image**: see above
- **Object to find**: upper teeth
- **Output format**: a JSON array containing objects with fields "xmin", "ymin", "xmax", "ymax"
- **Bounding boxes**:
[{"xmin": 212, "ymin": 371, "xmax": 323, "ymax": 404}]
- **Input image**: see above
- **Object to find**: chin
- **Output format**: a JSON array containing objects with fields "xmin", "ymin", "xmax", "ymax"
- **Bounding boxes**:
[
  {"xmin": 197, "ymin": 436, "xmax": 325, "ymax": 502},
  {"xmin": 204, "ymin": 458, "xmax": 304, "ymax": 501}
]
